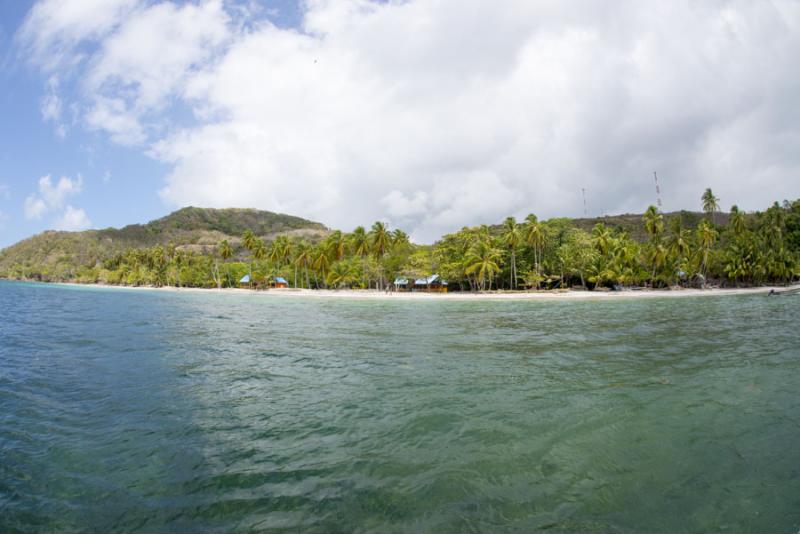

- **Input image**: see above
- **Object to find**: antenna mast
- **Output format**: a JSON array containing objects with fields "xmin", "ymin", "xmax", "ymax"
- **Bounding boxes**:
[
  {"xmin": 653, "ymin": 171, "xmax": 663, "ymax": 210},
  {"xmin": 581, "ymin": 188, "xmax": 588, "ymax": 217}
]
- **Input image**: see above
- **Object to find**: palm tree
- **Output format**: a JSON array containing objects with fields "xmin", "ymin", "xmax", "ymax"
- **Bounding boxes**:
[
  {"xmin": 173, "ymin": 250, "xmax": 185, "ymax": 288},
  {"xmin": 369, "ymin": 221, "xmax": 390, "ymax": 290},
  {"xmin": 501, "ymin": 216, "xmax": 521, "ymax": 289},
  {"xmin": 695, "ymin": 220, "xmax": 717, "ymax": 284},
  {"xmin": 350, "ymin": 226, "xmax": 370, "ymax": 287},
  {"xmin": 293, "ymin": 240, "xmax": 312, "ymax": 288},
  {"xmin": 648, "ymin": 242, "xmax": 668, "ymax": 286},
  {"xmin": 327, "ymin": 230, "xmax": 348, "ymax": 261},
  {"xmin": 729, "ymin": 205, "xmax": 746, "ymax": 237},
  {"xmin": 218, "ymin": 239, "xmax": 233, "ymax": 288},
  {"xmin": 252, "ymin": 238, "xmax": 267, "ymax": 288},
  {"xmin": 523, "ymin": 214, "xmax": 546, "ymax": 284},
  {"xmin": 465, "ymin": 240, "xmax": 502, "ymax": 291},
  {"xmin": 643, "ymin": 205, "xmax": 664, "ymax": 241},
  {"xmin": 312, "ymin": 245, "xmax": 331, "ymax": 288},
  {"xmin": 327, "ymin": 260, "xmax": 359, "ymax": 289},
  {"xmin": 591, "ymin": 223, "xmax": 613, "ymax": 257},
  {"xmin": 392, "ymin": 229, "xmax": 410, "ymax": 248},
  {"xmin": 369, "ymin": 221, "xmax": 390, "ymax": 257},
  {"xmin": 702, "ymin": 188, "xmax": 720, "ymax": 225},
  {"xmin": 241, "ymin": 230, "xmax": 258, "ymax": 286}
]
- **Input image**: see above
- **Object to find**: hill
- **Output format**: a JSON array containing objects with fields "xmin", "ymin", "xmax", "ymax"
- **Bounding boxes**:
[{"xmin": 0, "ymin": 207, "xmax": 328, "ymax": 280}]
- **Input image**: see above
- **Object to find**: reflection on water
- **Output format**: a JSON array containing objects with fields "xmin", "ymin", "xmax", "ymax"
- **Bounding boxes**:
[{"xmin": 1, "ymin": 281, "xmax": 799, "ymax": 532}]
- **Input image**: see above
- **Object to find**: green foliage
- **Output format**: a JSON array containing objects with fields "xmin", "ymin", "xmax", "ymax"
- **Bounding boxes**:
[{"xmin": 1, "ymin": 196, "xmax": 798, "ymax": 290}]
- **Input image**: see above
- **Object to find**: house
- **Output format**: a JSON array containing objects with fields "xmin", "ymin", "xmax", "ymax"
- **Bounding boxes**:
[
  {"xmin": 274, "ymin": 277, "xmax": 288, "ymax": 289},
  {"xmin": 239, "ymin": 274, "xmax": 251, "ymax": 288},
  {"xmin": 413, "ymin": 274, "xmax": 448, "ymax": 293},
  {"xmin": 393, "ymin": 278, "xmax": 410, "ymax": 291}
]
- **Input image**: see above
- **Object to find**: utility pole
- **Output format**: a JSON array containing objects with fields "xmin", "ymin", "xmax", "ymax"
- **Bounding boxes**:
[
  {"xmin": 653, "ymin": 171, "xmax": 663, "ymax": 210},
  {"xmin": 581, "ymin": 188, "xmax": 588, "ymax": 217}
]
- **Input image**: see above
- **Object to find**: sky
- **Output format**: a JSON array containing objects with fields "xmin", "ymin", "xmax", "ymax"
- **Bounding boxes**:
[{"xmin": 1, "ymin": 0, "xmax": 799, "ymax": 248}]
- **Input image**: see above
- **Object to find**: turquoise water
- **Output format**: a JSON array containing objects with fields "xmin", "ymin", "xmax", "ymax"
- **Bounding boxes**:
[{"xmin": 1, "ymin": 281, "xmax": 799, "ymax": 532}]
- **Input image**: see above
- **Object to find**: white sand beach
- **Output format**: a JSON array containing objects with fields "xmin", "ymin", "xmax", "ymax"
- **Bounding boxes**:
[{"xmin": 49, "ymin": 282, "xmax": 799, "ymax": 301}]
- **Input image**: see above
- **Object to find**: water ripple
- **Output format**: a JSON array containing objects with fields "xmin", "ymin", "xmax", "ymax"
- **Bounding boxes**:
[{"xmin": 1, "ymin": 281, "xmax": 799, "ymax": 532}]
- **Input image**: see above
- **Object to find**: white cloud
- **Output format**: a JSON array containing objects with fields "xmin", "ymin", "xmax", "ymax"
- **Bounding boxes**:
[
  {"xmin": 24, "ymin": 196, "xmax": 47, "ymax": 219},
  {"xmin": 17, "ymin": 0, "xmax": 800, "ymax": 241},
  {"xmin": 84, "ymin": 97, "xmax": 146, "ymax": 146},
  {"xmin": 24, "ymin": 174, "xmax": 83, "ymax": 219},
  {"xmin": 16, "ymin": 0, "xmax": 138, "ymax": 71},
  {"xmin": 40, "ymin": 76, "xmax": 67, "ymax": 138},
  {"xmin": 54, "ymin": 205, "xmax": 92, "ymax": 231}
]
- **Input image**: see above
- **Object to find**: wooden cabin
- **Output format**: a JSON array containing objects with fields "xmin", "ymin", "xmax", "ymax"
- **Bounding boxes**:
[
  {"xmin": 413, "ymin": 274, "xmax": 448, "ymax": 293},
  {"xmin": 239, "ymin": 274, "xmax": 251, "ymax": 288},
  {"xmin": 273, "ymin": 277, "xmax": 288, "ymax": 289}
]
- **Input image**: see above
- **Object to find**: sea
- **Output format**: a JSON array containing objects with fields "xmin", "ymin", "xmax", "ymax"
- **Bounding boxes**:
[{"xmin": 1, "ymin": 280, "xmax": 799, "ymax": 532}]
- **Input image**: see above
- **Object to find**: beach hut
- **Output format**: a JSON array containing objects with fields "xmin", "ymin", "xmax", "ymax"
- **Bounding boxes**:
[
  {"xmin": 274, "ymin": 277, "xmax": 288, "ymax": 289},
  {"xmin": 393, "ymin": 278, "xmax": 410, "ymax": 291},
  {"xmin": 414, "ymin": 274, "xmax": 448, "ymax": 293},
  {"xmin": 239, "ymin": 274, "xmax": 251, "ymax": 288}
]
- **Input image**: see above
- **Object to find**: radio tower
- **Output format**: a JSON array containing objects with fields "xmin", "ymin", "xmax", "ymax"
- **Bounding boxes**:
[
  {"xmin": 581, "ymin": 188, "xmax": 588, "ymax": 217},
  {"xmin": 653, "ymin": 171, "xmax": 663, "ymax": 210}
]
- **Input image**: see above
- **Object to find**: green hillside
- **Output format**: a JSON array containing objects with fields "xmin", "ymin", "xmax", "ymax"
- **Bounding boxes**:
[{"xmin": 0, "ymin": 207, "xmax": 328, "ymax": 281}]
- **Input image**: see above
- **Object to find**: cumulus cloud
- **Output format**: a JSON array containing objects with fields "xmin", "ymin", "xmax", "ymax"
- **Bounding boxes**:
[
  {"xmin": 24, "ymin": 174, "xmax": 83, "ymax": 219},
  {"xmin": 17, "ymin": 0, "xmax": 800, "ymax": 241},
  {"xmin": 54, "ymin": 205, "xmax": 92, "ymax": 231}
]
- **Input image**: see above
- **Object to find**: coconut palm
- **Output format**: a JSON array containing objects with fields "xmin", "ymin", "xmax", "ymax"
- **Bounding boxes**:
[
  {"xmin": 465, "ymin": 240, "xmax": 502, "ymax": 291},
  {"xmin": 327, "ymin": 230, "xmax": 348, "ymax": 261},
  {"xmin": 350, "ymin": 226, "xmax": 370, "ymax": 287},
  {"xmin": 643, "ymin": 205, "xmax": 664, "ymax": 241},
  {"xmin": 293, "ymin": 240, "xmax": 312, "ymax": 288},
  {"xmin": 252, "ymin": 238, "xmax": 267, "ymax": 288},
  {"xmin": 350, "ymin": 226, "xmax": 370, "ymax": 257},
  {"xmin": 702, "ymin": 188, "xmax": 720, "ymax": 224},
  {"xmin": 213, "ymin": 239, "xmax": 233, "ymax": 289},
  {"xmin": 647, "ymin": 242, "xmax": 668, "ymax": 286},
  {"xmin": 241, "ymin": 230, "xmax": 258, "ymax": 285},
  {"xmin": 369, "ymin": 221, "xmax": 390, "ymax": 289},
  {"xmin": 392, "ymin": 229, "xmax": 410, "ymax": 248},
  {"xmin": 220, "ymin": 240, "xmax": 234, "ymax": 287},
  {"xmin": 501, "ymin": 216, "xmax": 521, "ymax": 289},
  {"xmin": 695, "ymin": 220, "xmax": 717, "ymax": 283},
  {"xmin": 327, "ymin": 260, "xmax": 359, "ymax": 289},
  {"xmin": 523, "ymin": 214, "xmax": 546, "ymax": 282},
  {"xmin": 729, "ymin": 205, "xmax": 746, "ymax": 237},
  {"xmin": 312, "ymin": 245, "xmax": 331, "ymax": 288},
  {"xmin": 369, "ymin": 221, "xmax": 390, "ymax": 257},
  {"xmin": 591, "ymin": 223, "xmax": 613, "ymax": 257}
]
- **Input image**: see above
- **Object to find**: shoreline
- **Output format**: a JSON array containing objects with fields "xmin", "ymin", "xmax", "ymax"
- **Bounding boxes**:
[{"xmin": 9, "ymin": 280, "xmax": 798, "ymax": 301}]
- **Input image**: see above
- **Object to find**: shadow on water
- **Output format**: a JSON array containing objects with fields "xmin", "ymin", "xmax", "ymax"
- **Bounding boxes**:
[{"xmin": 1, "ymin": 281, "xmax": 799, "ymax": 532}]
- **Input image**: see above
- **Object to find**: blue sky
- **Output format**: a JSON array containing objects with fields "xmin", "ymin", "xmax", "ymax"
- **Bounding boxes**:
[
  {"xmin": 0, "ymin": 0, "xmax": 302, "ymax": 248},
  {"xmin": 1, "ymin": 0, "xmax": 799, "ymax": 248}
]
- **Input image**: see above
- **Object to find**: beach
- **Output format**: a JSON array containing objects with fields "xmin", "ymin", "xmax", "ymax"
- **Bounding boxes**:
[{"xmin": 48, "ymin": 281, "xmax": 798, "ymax": 300}]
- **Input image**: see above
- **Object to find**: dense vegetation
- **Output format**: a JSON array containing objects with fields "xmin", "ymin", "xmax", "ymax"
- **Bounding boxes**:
[
  {"xmin": 0, "ymin": 207, "xmax": 327, "ymax": 282},
  {"xmin": 2, "ymin": 193, "xmax": 799, "ymax": 290}
]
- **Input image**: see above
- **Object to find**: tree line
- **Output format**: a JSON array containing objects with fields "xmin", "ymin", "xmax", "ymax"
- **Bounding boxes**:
[{"xmin": 9, "ymin": 191, "xmax": 800, "ymax": 290}]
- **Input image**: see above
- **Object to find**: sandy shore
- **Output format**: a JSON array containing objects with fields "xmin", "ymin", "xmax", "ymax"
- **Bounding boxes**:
[{"xmin": 43, "ymin": 281, "xmax": 799, "ymax": 301}]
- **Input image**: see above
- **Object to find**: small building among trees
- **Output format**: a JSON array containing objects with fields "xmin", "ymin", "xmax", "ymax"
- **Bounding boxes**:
[{"xmin": 414, "ymin": 274, "xmax": 448, "ymax": 293}]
